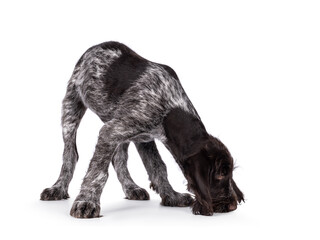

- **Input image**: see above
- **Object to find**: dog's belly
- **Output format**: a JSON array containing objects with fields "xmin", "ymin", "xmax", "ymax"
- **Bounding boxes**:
[
  {"xmin": 129, "ymin": 133, "xmax": 154, "ymax": 143},
  {"xmin": 129, "ymin": 126, "xmax": 167, "ymax": 143}
]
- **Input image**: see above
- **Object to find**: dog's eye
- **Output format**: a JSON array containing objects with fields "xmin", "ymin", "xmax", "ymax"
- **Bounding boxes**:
[
  {"xmin": 215, "ymin": 174, "xmax": 225, "ymax": 180},
  {"xmin": 221, "ymin": 168, "xmax": 228, "ymax": 177},
  {"xmin": 215, "ymin": 167, "xmax": 228, "ymax": 180},
  {"xmin": 218, "ymin": 164, "xmax": 230, "ymax": 178}
]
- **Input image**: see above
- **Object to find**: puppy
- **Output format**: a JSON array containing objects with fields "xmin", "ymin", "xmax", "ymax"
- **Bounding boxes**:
[{"xmin": 40, "ymin": 41, "xmax": 244, "ymax": 218}]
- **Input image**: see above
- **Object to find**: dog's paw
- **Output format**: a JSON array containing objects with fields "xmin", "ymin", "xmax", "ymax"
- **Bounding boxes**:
[
  {"xmin": 40, "ymin": 186, "xmax": 69, "ymax": 200},
  {"xmin": 70, "ymin": 201, "xmax": 101, "ymax": 218},
  {"xmin": 161, "ymin": 192, "xmax": 194, "ymax": 207},
  {"xmin": 192, "ymin": 200, "xmax": 213, "ymax": 216},
  {"xmin": 125, "ymin": 187, "xmax": 150, "ymax": 200}
]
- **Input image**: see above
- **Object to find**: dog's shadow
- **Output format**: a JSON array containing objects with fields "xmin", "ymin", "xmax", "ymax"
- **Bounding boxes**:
[
  {"xmin": 39, "ymin": 197, "xmax": 191, "ymax": 217},
  {"xmin": 39, "ymin": 198, "xmax": 238, "ymax": 223},
  {"xmin": 101, "ymin": 199, "xmax": 192, "ymax": 219}
]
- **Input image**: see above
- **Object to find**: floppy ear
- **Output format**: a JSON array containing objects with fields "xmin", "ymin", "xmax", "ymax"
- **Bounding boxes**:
[
  {"xmin": 231, "ymin": 179, "xmax": 244, "ymax": 203},
  {"xmin": 183, "ymin": 139, "xmax": 207, "ymax": 159},
  {"xmin": 183, "ymin": 152, "xmax": 212, "ymax": 211}
]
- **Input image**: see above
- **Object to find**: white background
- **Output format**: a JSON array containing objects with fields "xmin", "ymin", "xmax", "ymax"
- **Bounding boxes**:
[{"xmin": 0, "ymin": 0, "xmax": 319, "ymax": 239}]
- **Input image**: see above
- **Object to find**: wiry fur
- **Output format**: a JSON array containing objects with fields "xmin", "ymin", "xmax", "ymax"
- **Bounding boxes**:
[{"xmin": 40, "ymin": 41, "xmax": 244, "ymax": 218}]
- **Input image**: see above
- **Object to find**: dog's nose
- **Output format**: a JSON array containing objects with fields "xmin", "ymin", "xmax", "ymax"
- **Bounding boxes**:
[{"xmin": 228, "ymin": 202, "xmax": 237, "ymax": 211}]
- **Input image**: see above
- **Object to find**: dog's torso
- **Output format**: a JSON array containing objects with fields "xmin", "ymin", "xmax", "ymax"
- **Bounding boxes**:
[{"xmin": 70, "ymin": 42, "xmax": 199, "ymax": 142}]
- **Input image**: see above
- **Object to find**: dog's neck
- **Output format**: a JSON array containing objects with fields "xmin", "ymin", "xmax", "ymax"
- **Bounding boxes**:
[{"xmin": 162, "ymin": 108, "xmax": 209, "ymax": 162}]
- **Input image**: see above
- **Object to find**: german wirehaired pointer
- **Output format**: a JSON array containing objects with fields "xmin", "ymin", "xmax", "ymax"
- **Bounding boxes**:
[{"xmin": 40, "ymin": 41, "xmax": 244, "ymax": 217}]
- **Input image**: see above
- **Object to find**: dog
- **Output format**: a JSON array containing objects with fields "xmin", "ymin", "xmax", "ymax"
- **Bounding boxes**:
[{"xmin": 40, "ymin": 41, "xmax": 244, "ymax": 218}]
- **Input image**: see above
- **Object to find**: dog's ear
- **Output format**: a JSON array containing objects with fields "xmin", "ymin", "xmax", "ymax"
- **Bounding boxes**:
[
  {"xmin": 184, "ymin": 152, "xmax": 212, "ymax": 210},
  {"xmin": 183, "ymin": 138, "xmax": 208, "ymax": 159},
  {"xmin": 231, "ymin": 179, "xmax": 244, "ymax": 203}
]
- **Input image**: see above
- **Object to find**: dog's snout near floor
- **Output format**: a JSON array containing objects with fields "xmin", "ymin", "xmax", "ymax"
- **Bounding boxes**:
[{"xmin": 228, "ymin": 202, "xmax": 237, "ymax": 211}]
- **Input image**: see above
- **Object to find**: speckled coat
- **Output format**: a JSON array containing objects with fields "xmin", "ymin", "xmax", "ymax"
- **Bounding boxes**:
[{"xmin": 40, "ymin": 41, "xmax": 243, "ymax": 218}]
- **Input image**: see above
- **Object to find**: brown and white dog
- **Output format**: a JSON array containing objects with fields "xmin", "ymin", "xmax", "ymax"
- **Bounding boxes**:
[{"xmin": 40, "ymin": 41, "xmax": 244, "ymax": 218}]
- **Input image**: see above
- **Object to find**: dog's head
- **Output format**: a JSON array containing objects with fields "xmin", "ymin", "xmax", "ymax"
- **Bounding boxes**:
[{"xmin": 183, "ymin": 135, "xmax": 244, "ymax": 215}]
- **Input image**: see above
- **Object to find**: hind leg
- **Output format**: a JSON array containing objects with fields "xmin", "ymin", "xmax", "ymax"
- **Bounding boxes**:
[
  {"xmin": 135, "ymin": 141, "xmax": 194, "ymax": 207},
  {"xmin": 112, "ymin": 143, "xmax": 149, "ymax": 200},
  {"xmin": 70, "ymin": 120, "xmax": 146, "ymax": 218},
  {"xmin": 41, "ymin": 80, "xmax": 86, "ymax": 200}
]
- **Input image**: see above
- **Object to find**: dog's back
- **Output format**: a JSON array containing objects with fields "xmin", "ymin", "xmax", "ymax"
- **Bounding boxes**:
[{"xmin": 70, "ymin": 41, "xmax": 198, "ymax": 124}]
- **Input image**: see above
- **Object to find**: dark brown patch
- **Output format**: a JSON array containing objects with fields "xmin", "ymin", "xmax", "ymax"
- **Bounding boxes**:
[{"xmin": 163, "ymin": 108, "xmax": 244, "ymax": 215}]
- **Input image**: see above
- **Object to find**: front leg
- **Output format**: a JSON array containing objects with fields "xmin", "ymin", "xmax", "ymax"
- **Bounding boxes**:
[
  {"xmin": 135, "ymin": 141, "xmax": 194, "ymax": 207},
  {"xmin": 192, "ymin": 199, "xmax": 213, "ymax": 216},
  {"xmin": 112, "ymin": 143, "xmax": 150, "ymax": 200},
  {"xmin": 70, "ymin": 121, "xmax": 134, "ymax": 218}
]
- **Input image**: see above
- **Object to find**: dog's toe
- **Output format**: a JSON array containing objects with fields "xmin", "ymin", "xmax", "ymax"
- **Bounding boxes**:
[
  {"xmin": 40, "ymin": 187, "xmax": 69, "ymax": 200},
  {"xmin": 192, "ymin": 200, "xmax": 213, "ymax": 216},
  {"xmin": 161, "ymin": 192, "xmax": 194, "ymax": 207},
  {"xmin": 70, "ymin": 201, "xmax": 101, "ymax": 218},
  {"xmin": 125, "ymin": 187, "xmax": 150, "ymax": 200}
]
